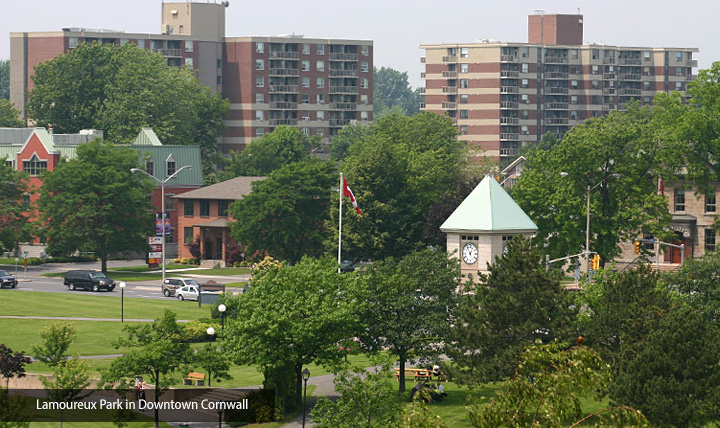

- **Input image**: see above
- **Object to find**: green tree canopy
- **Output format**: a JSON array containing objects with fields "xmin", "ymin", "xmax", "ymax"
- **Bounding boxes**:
[
  {"xmin": 0, "ymin": 163, "xmax": 31, "ymax": 252},
  {"xmin": 37, "ymin": 140, "xmax": 154, "ymax": 273},
  {"xmin": 445, "ymin": 236, "xmax": 574, "ymax": 385},
  {"xmin": 27, "ymin": 42, "xmax": 229, "ymax": 175},
  {"xmin": 0, "ymin": 99, "xmax": 23, "ymax": 127},
  {"xmin": 30, "ymin": 322, "xmax": 76, "ymax": 369},
  {"xmin": 328, "ymin": 122, "xmax": 371, "ymax": 163},
  {"xmin": 221, "ymin": 126, "xmax": 317, "ymax": 178},
  {"xmin": 332, "ymin": 112, "xmax": 466, "ymax": 261},
  {"xmin": 662, "ymin": 251, "xmax": 720, "ymax": 327},
  {"xmin": 229, "ymin": 158, "xmax": 335, "ymax": 263},
  {"xmin": 373, "ymin": 66, "xmax": 423, "ymax": 117}
]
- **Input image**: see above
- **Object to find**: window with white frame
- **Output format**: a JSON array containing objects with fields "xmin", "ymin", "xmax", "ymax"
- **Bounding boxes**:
[
  {"xmin": 361, "ymin": 78, "xmax": 369, "ymax": 89},
  {"xmin": 361, "ymin": 45, "xmax": 369, "ymax": 56},
  {"xmin": 255, "ymin": 128, "xmax": 264, "ymax": 137},
  {"xmin": 317, "ymin": 110, "xmax": 325, "ymax": 120},
  {"xmin": 460, "ymin": 94, "xmax": 469, "ymax": 104},
  {"xmin": 360, "ymin": 94, "xmax": 368, "ymax": 104},
  {"xmin": 460, "ymin": 63, "xmax": 469, "ymax": 73},
  {"xmin": 361, "ymin": 111, "xmax": 369, "ymax": 121},
  {"xmin": 521, "ymin": 125, "xmax": 529, "ymax": 135},
  {"xmin": 185, "ymin": 40, "xmax": 193, "ymax": 53},
  {"xmin": 316, "ymin": 60, "xmax": 325, "ymax": 71},
  {"xmin": 256, "ymin": 59, "xmax": 264, "ymax": 70},
  {"xmin": 256, "ymin": 76, "xmax": 264, "ymax": 87},
  {"xmin": 145, "ymin": 160, "xmax": 154, "ymax": 176},
  {"xmin": 302, "ymin": 94, "xmax": 309, "ymax": 104},
  {"xmin": 255, "ymin": 93, "xmax": 265, "ymax": 103},
  {"xmin": 255, "ymin": 110, "xmax": 264, "ymax": 121},
  {"xmin": 674, "ymin": 188, "xmax": 685, "ymax": 211},
  {"xmin": 166, "ymin": 156, "xmax": 176, "ymax": 177},
  {"xmin": 706, "ymin": 229, "xmax": 716, "ymax": 252},
  {"xmin": 302, "ymin": 77, "xmax": 310, "ymax": 88},
  {"xmin": 23, "ymin": 154, "xmax": 47, "ymax": 176},
  {"xmin": 301, "ymin": 127, "xmax": 310, "ymax": 136},
  {"xmin": 460, "ymin": 110, "xmax": 468, "ymax": 119},
  {"xmin": 302, "ymin": 43, "xmax": 310, "ymax": 55},
  {"xmin": 316, "ymin": 93, "xmax": 325, "ymax": 104},
  {"xmin": 256, "ymin": 42, "xmax": 264, "ymax": 53},
  {"xmin": 302, "ymin": 60, "xmax": 310, "ymax": 71},
  {"xmin": 706, "ymin": 193, "xmax": 717, "ymax": 213},
  {"xmin": 361, "ymin": 61, "xmax": 369, "ymax": 72},
  {"xmin": 317, "ymin": 44, "xmax": 325, "ymax": 55},
  {"xmin": 460, "ymin": 47, "xmax": 469, "ymax": 58},
  {"xmin": 316, "ymin": 77, "xmax": 324, "ymax": 88},
  {"xmin": 521, "ymin": 63, "xmax": 529, "ymax": 73},
  {"xmin": 185, "ymin": 58, "xmax": 193, "ymax": 69}
]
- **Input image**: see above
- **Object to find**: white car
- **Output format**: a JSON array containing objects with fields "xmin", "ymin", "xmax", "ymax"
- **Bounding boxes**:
[{"xmin": 176, "ymin": 285, "xmax": 200, "ymax": 301}]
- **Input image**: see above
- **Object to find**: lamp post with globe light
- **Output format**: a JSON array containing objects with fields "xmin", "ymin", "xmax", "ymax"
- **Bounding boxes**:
[
  {"xmin": 302, "ymin": 368, "xmax": 310, "ymax": 428},
  {"xmin": 218, "ymin": 304, "xmax": 226, "ymax": 331},
  {"xmin": 119, "ymin": 282, "xmax": 126, "ymax": 322}
]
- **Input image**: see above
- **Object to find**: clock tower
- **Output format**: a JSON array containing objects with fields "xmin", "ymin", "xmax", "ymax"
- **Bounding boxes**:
[{"xmin": 440, "ymin": 176, "xmax": 538, "ymax": 280}]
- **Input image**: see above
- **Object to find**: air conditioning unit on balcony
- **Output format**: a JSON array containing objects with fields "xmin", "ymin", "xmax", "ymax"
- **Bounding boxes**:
[{"xmin": 161, "ymin": 24, "xmax": 173, "ymax": 35}]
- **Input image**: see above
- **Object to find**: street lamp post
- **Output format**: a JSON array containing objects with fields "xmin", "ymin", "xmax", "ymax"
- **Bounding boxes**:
[
  {"xmin": 561, "ymin": 172, "xmax": 621, "ymax": 271},
  {"xmin": 218, "ymin": 304, "xmax": 226, "ymax": 331},
  {"xmin": 119, "ymin": 282, "xmax": 126, "ymax": 322},
  {"xmin": 301, "ymin": 368, "xmax": 310, "ymax": 428},
  {"xmin": 131, "ymin": 165, "xmax": 192, "ymax": 281}
]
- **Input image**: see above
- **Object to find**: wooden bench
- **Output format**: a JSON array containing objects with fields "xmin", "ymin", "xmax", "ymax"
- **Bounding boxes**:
[
  {"xmin": 394, "ymin": 368, "xmax": 434, "ymax": 382},
  {"xmin": 184, "ymin": 372, "xmax": 206, "ymax": 386}
]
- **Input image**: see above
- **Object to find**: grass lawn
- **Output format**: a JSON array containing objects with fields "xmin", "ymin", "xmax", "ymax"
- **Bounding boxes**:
[{"xmin": 0, "ymin": 291, "xmax": 212, "ymax": 319}]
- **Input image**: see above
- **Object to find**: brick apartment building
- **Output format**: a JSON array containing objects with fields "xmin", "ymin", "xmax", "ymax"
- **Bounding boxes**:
[
  {"xmin": 420, "ymin": 13, "xmax": 698, "ymax": 167},
  {"xmin": 10, "ymin": 1, "xmax": 373, "ymax": 154}
]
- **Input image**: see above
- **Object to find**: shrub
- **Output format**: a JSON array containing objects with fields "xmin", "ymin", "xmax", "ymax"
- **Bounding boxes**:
[{"xmin": 181, "ymin": 320, "xmax": 220, "ymax": 343}]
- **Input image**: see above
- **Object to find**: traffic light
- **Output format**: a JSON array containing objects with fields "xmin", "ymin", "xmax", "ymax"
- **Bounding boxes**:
[
  {"xmin": 634, "ymin": 240, "xmax": 640, "ymax": 255},
  {"xmin": 591, "ymin": 254, "xmax": 601, "ymax": 270}
]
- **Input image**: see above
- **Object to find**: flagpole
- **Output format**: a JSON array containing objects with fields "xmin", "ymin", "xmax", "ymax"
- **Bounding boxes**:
[{"xmin": 338, "ymin": 172, "xmax": 343, "ymax": 273}]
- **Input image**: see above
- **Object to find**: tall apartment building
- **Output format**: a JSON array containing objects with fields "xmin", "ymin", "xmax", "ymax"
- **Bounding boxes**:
[
  {"xmin": 10, "ymin": 1, "xmax": 373, "ymax": 153},
  {"xmin": 420, "ymin": 13, "xmax": 697, "ymax": 167}
]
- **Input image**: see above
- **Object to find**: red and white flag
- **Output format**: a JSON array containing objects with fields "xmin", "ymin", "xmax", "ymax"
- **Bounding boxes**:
[
  {"xmin": 342, "ymin": 176, "xmax": 362, "ymax": 214},
  {"xmin": 658, "ymin": 176, "xmax": 664, "ymax": 195}
]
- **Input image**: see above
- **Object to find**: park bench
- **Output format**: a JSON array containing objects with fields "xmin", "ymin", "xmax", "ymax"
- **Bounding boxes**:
[
  {"xmin": 184, "ymin": 372, "xmax": 206, "ymax": 386},
  {"xmin": 394, "ymin": 368, "xmax": 433, "ymax": 382}
]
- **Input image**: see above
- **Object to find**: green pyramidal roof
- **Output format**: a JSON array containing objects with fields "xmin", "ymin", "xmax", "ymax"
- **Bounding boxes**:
[{"xmin": 440, "ymin": 176, "xmax": 538, "ymax": 233}]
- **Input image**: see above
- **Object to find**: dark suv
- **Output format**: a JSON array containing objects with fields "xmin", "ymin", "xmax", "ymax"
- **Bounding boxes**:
[
  {"xmin": 64, "ymin": 270, "xmax": 116, "ymax": 292},
  {"xmin": 0, "ymin": 270, "xmax": 17, "ymax": 288}
]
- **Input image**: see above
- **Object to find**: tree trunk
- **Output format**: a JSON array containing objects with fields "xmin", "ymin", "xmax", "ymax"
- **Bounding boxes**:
[
  {"xmin": 154, "ymin": 370, "xmax": 160, "ymax": 428},
  {"xmin": 100, "ymin": 247, "xmax": 108, "ymax": 274},
  {"xmin": 398, "ymin": 351, "xmax": 407, "ymax": 394},
  {"xmin": 207, "ymin": 370, "xmax": 211, "ymax": 387},
  {"xmin": 295, "ymin": 363, "xmax": 303, "ymax": 408}
]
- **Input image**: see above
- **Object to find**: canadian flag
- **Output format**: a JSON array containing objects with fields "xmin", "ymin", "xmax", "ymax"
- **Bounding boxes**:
[{"xmin": 343, "ymin": 176, "xmax": 362, "ymax": 214}]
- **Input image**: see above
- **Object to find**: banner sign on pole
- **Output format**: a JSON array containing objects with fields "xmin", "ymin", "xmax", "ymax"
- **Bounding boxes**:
[{"xmin": 155, "ymin": 212, "xmax": 171, "ymax": 237}]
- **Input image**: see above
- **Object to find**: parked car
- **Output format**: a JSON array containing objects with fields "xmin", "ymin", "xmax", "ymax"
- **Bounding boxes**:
[
  {"xmin": 64, "ymin": 270, "xmax": 116, "ymax": 292},
  {"xmin": 162, "ymin": 278, "xmax": 201, "ymax": 297},
  {"xmin": 340, "ymin": 260, "xmax": 355, "ymax": 273},
  {"xmin": 176, "ymin": 284, "xmax": 200, "ymax": 301},
  {"xmin": 0, "ymin": 270, "xmax": 17, "ymax": 288}
]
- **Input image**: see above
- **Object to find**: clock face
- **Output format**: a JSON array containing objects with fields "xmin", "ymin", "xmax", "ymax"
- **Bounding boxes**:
[{"xmin": 462, "ymin": 242, "xmax": 478, "ymax": 265}]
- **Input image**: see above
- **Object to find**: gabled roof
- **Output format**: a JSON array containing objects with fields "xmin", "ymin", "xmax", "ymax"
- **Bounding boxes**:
[
  {"xmin": 174, "ymin": 176, "xmax": 266, "ymax": 201},
  {"xmin": 440, "ymin": 175, "xmax": 537, "ymax": 233},
  {"xmin": 501, "ymin": 155, "xmax": 526, "ymax": 175},
  {"xmin": 132, "ymin": 128, "xmax": 163, "ymax": 146}
]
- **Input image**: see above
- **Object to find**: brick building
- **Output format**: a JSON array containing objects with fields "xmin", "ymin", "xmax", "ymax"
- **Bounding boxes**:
[
  {"xmin": 10, "ymin": 1, "xmax": 373, "ymax": 154},
  {"xmin": 420, "ymin": 12, "xmax": 698, "ymax": 168}
]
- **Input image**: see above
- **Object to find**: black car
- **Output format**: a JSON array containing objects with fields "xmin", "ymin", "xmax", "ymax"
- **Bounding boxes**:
[
  {"xmin": 63, "ymin": 270, "xmax": 116, "ymax": 292},
  {"xmin": 340, "ymin": 260, "xmax": 355, "ymax": 273},
  {"xmin": 0, "ymin": 270, "xmax": 17, "ymax": 288}
]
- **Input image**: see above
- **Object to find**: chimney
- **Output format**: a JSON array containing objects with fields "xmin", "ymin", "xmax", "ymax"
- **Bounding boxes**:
[{"xmin": 528, "ymin": 13, "xmax": 583, "ymax": 45}]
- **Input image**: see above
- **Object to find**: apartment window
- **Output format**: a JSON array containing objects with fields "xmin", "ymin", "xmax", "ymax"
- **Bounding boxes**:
[
  {"xmin": 184, "ymin": 200, "xmax": 194, "ymax": 216},
  {"xmin": 317, "ymin": 60, "xmax": 325, "ymax": 71},
  {"xmin": 165, "ymin": 193, "xmax": 175, "ymax": 210},
  {"xmin": 256, "ymin": 42, "xmax": 264, "ymax": 53},
  {"xmin": 316, "ymin": 77, "xmax": 325, "ymax": 88},
  {"xmin": 255, "ymin": 127, "xmax": 264, "ymax": 137},
  {"xmin": 460, "ymin": 125, "xmax": 468, "ymax": 135},
  {"xmin": 521, "ymin": 47, "xmax": 529, "ymax": 58},
  {"xmin": 184, "ymin": 227, "xmax": 194, "ymax": 245},
  {"xmin": 592, "ymin": 49, "xmax": 599, "ymax": 60},
  {"xmin": 360, "ymin": 94, "xmax": 368, "ymax": 104},
  {"xmin": 185, "ymin": 58, "xmax": 194, "ymax": 69},
  {"xmin": 643, "ymin": 51, "xmax": 651, "ymax": 61},
  {"xmin": 200, "ymin": 200, "xmax": 210, "ymax": 217},
  {"xmin": 521, "ymin": 79, "xmax": 529, "ymax": 88},
  {"xmin": 255, "ymin": 93, "xmax": 265, "ymax": 103},
  {"xmin": 361, "ymin": 111, "xmax": 369, "ymax": 121},
  {"xmin": 571, "ymin": 95, "xmax": 578, "ymax": 105},
  {"xmin": 521, "ymin": 94, "xmax": 529, "ymax": 104},
  {"xmin": 675, "ymin": 82, "xmax": 683, "ymax": 91},
  {"xmin": 137, "ymin": 40, "xmax": 145, "ymax": 49},
  {"xmin": 256, "ymin": 59, "xmax": 264, "ymax": 70},
  {"xmin": 361, "ymin": 78, "xmax": 369, "ymax": 89},
  {"xmin": 301, "ymin": 127, "xmax": 310, "ymax": 136},
  {"xmin": 571, "ymin": 80, "xmax": 578, "ymax": 88},
  {"xmin": 460, "ymin": 110, "xmax": 468, "ymax": 119},
  {"xmin": 166, "ymin": 158, "xmax": 176, "ymax": 176},
  {"xmin": 460, "ymin": 79, "xmax": 469, "ymax": 89},
  {"xmin": 521, "ymin": 110, "xmax": 529, "ymax": 119},
  {"xmin": 644, "ymin": 96, "xmax": 652, "ymax": 103},
  {"xmin": 460, "ymin": 94, "xmax": 469, "ymax": 104},
  {"xmin": 302, "ymin": 60, "xmax": 310, "ymax": 71},
  {"xmin": 675, "ymin": 52, "xmax": 683, "ymax": 62},
  {"xmin": 317, "ymin": 44, "xmax": 325, "ymax": 55},
  {"xmin": 217, "ymin": 59, "xmax": 222, "ymax": 68},
  {"xmin": 218, "ymin": 200, "xmax": 229, "ymax": 217},
  {"xmin": 302, "ymin": 77, "xmax": 310, "ymax": 88},
  {"xmin": 675, "ymin": 67, "xmax": 683, "ymax": 76},
  {"xmin": 643, "ymin": 66, "xmax": 651, "ymax": 76},
  {"xmin": 361, "ymin": 61, "xmax": 369, "ymax": 72},
  {"xmin": 301, "ymin": 111, "xmax": 310, "ymax": 121},
  {"xmin": 571, "ymin": 49, "xmax": 578, "ymax": 59},
  {"xmin": 570, "ymin": 110, "xmax": 578, "ymax": 119},
  {"xmin": 145, "ymin": 160, "xmax": 154, "ymax": 176},
  {"xmin": 216, "ymin": 76, "xmax": 222, "ymax": 85},
  {"xmin": 69, "ymin": 37, "xmax": 79, "ymax": 48},
  {"xmin": 592, "ymin": 65, "xmax": 599, "ymax": 74},
  {"xmin": 706, "ymin": 194, "xmax": 717, "ymax": 213},
  {"xmin": 674, "ymin": 189, "xmax": 685, "ymax": 211},
  {"xmin": 592, "ymin": 80, "xmax": 599, "ymax": 90},
  {"xmin": 592, "ymin": 95, "xmax": 600, "ymax": 104},
  {"xmin": 185, "ymin": 40, "xmax": 194, "ymax": 53},
  {"xmin": 460, "ymin": 63, "xmax": 469, "ymax": 74},
  {"xmin": 255, "ymin": 110, "xmax": 264, "ymax": 121},
  {"xmin": 302, "ymin": 43, "xmax": 310, "ymax": 55},
  {"xmin": 178, "ymin": 25, "xmax": 184, "ymax": 34},
  {"xmin": 316, "ymin": 93, "xmax": 325, "ymax": 104},
  {"xmin": 302, "ymin": 94, "xmax": 309, "ymax": 104},
  {"xmin": 706, "ymin": 229, "xmax": 716, "ymax": 252},
  {"xmin": 521, "ymin": 63, "xmax": 529, "ymax": 73},
  {"xmin": 316, "ymin": 128, "xmax": 325, "ymax": 136},
  {"xmin": 317, "ymin": 110, "xmax": 325, "ymax": 120},
  {"xmin": 361, "ymin": 45, "xmax": 369, "ymax": 56},
  {"xmin": 644, "ymin": 81, "xmax": 651, "ymax": 91},
  {"xmin": 460, "ymin": 47, "xmax": 469, "ymax": 58},
  {"xmin": 256, "ymin": 76, "xmax": 264, "ymax": 87}
]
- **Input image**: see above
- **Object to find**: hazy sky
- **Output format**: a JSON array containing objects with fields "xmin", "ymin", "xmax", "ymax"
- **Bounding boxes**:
[{"xmin": 2, "ymin": 0, "xmax": 718, "ymax": 88}]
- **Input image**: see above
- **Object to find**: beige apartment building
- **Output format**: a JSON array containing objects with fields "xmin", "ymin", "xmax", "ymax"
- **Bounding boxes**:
[{"xmin": 420, "ymin": 13, "xmax": 698, "ymax": 167}]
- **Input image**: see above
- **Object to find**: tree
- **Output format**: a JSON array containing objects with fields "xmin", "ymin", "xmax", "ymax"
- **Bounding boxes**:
[
  {"xmin": 662, "ymin": 251, "xmax": 720, "ymax": 326},
  {"xmin": 229, "ymin": 159, "xmax": 335, "ymax": 263},
  {"xmin": 192, "ymin": 343, "xmax": 232, "ymax": 387},
  {"xmin": 0, "ymin": 164, "xmax": 31, "ymax": 253},
  {"xmin": 30, "ymin": 322, "xmax": 76, "ymax": 369},
  {"xmin": 333, "ymin": 112, "xmax": 466, "ymax": 261},
  {"xmin": 38, "ymin": 140, "xmax": 153, "ymax": 273},
  {"xmin": 26, "ymin": 42, "xmax": 229, "ymax": 175},
  {"xmin": 0, "ymin": 387, "xmax": 32, "ymax": 428},
  {"xmin": 0, "ymin": 345, "xmax": 32, "ymax": 389},
  {"xmin": 328, "ymin": 122, "xmax": 371, "ymax": 163},
  {"xmin": 311, "ymin": 365, "xmax": 401, "ymax": 428},
  {"xmin": 373, "ymin": 67, "xmax": 423, "ymax": 117},
  {"xmin": 466, "ymin": 342, "xmax": 650, "ymax": 428},
  {"xmin": 0, "ymin": 100, "xmax": 23, "ymax": 127},
  {"xmin": 422, "ymin": 175, "xmax": 483, "ymax": 249},
  {"xmin": 0, "ymin": 59, "xmax": 8, "ymax": 100},
  {"xmin": 356, "ymin": 249, "xmax": 460, "ymax": 393},
  {"xmin": 39, "ymin": 354, "xmax": 92, "ymax": 427},
  {"xmin": 445, "ymin": 236, "xmax": 574, "ymax": 386},
  {"xmin": 221, "ymin": 126, "xmax": 317, "ymax": 178},
  {"xmin": 221, "ymin": 257, "xmax": 359, "ymax": 412},
  {"xmin": 102, "ymin": 310, "xmax": 191, "ymax": 428},
  {"xmin": 512, "ymin": 103, "xmax": 682, "ymax": 263}
]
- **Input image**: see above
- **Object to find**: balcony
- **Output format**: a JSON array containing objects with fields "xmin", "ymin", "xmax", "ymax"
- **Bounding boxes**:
[
  {"xmin": 329, "ymin": 119, "xmax": 352, "ymax": 127},
  {"xmin": 686, "ymin": 60, "xmax": 698, "ymax": 67},
  {"xmin": 269, "ymin": 118, "xmax": 298, "ymax": 126},
  {"xmin": 269, "ymin": 85, "xmax": 299, "ymax": 93},
  {"xmin": 329, "ymin": 69, "xmax": 358, "ymax": 77},
  {"xmin": 544, "ymin": 56, "xmax": 568, "ymax": 64},
  {"xmin": 602, "ymin": 104, "xmax": 616, "ymax": 111},
  {"xmin": 269, "ymin": 68, "xmax": 299, "ymax": 76},
  {"xmin": 329, "ymin": 102, "xmax": 356, "ymax": 110},
  {"xmin": 547, "ymin": 87, "xmax": 569, "ymax": 94},
  {"xmin": 501, "ymin": 55, "xmax": 518, "ymax": 62},
  {"xmin": 442, "ymin": 55, "xmax": 458, "ymax": 62},
  {"xmin": 441, "ymin": 102, "xmax": 457, "ymax": 109},
  {"xmin": 546, "ymin": 72, "xmax": 569, "ymax": 79},
  {"xmin": 618, "ymin": 58, "xmax": 642, "ymax": 65},
  {"xmin": 618, "ymin": 74, "xmax": 641, "ymax": 81},
  {"xmin": 420, "ymin": 57, "xmax": 426, "ymax": 63},
  {"xmin": 152, "ymin": 48, "xmax": 182, "ymax": 57},
  {"xmin": 500, "ymin": 147, "xmax": 519, "ymax": 156},
  {"xmin": 501, "ymin": 86, "xmax": 519, "ymax": 94},
  {"xmin": 500, "ymin": 70, "xmax": 519, "ymax": 78},
  {"xmin": 329, "ymin": 86, "xmax": 358, "ymax": 94},
  {"xmin": 329, "ymin": 53, "xmax": 358, "ymax": 61},
  {"xmin": 500, "ymin": 101, "xmax": 519, "ymax": 109},
  {"xmin": 500, "ymin": 117, "xmax": 519, "ymax": 125},
  {"xmin": 686, "ymin": 74, "xmax": 697, "ymax": 81},
  {"xmin": 619, "ymin": 88, "xmax": 641, "ymax": 96},
  {"xmin": 602, "ymin": 88, "xmax": 616, "ymax": 95},
  {"xmin": 545, "ymin": 102, "xmax": 569, "ymax": 110},
  {"xmin": 269, "ymin": 51, "xmax": 299, "ymax": 59},
  {"xmin": 546, "ymin": 117, "xmax": 569, "ymax": 125},
  {"xmin": 442, "ymin": 71, "xmax": 458, "ymax": 78},
  {"xmin": 500, "ymin": 133, "xmax": 519, "ymax": 141},
  {"xmin": 603, "ymin": 73, "xmax": 616, "ymax": 80},
  {"xmin": 269, "ymin": 101, "xmax": 298, "ymax": 110},
  {"xmin": 442, "ymin": 86, "xmax": 458, "ymax": 94},
  {"xmin": 602, "ymin": 57, "xmax": 616, "ymax": 64}
]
